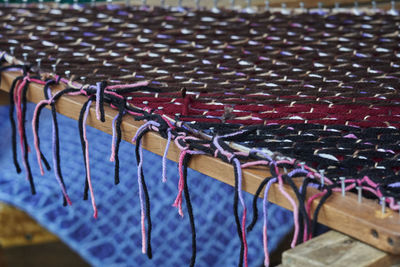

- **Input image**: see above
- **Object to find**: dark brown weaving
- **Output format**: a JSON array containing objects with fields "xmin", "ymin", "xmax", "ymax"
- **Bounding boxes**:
[{"xmin": 1, "ymin": 4, "xmax": 400, "ymax": 200}]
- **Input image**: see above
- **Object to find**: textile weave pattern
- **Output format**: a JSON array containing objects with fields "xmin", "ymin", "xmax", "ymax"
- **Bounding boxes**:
[
  {"xmin": 2, "ymin": 4, "xmax": 400, "ymax": 267},
  {"xmin": 1, "ymin": 5, "xmax": 399, "ymax": 189}
]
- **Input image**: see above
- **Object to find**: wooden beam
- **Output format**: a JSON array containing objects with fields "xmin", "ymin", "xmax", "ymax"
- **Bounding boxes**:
[
  {"xmin": 0, "ymin": 203, "xmax": 58, "ymax": 248},
  {"xmin": 282, "ymin": 231, "xmax": 400, "ymax": 267},
  {"xmin": 0, "ymin": 90, "xmax": 9, "ymax": 105},
  {"xmin": 1, "ymin": 70, "xmax": 400, "ymax": 254},
  {"xmin": 2, "ymin": 241, "xmax": 90, "ymax": 267}
]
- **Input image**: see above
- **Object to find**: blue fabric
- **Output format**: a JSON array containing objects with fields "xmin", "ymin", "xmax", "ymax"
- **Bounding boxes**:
[{"xmin": 0, "ymin": 103, "xmax": 293, "ymax": 266}]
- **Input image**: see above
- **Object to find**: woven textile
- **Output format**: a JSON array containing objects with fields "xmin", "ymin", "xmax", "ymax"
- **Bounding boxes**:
[
  {"xmin": 1, "ymin": 6, "xmax": 399, "ymax": 186},
  {"xmin": 0, "ymin": 104, "xmax": 293, "ymax": 266},
  {"xmin": 1, "ymin": 4, "xmax": 400, "ymax": 267}
]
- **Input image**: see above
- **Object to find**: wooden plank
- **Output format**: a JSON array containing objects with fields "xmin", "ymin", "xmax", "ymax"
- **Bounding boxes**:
[
  {"xmin": 2, "ymin": 70, "xmax": 400, "ymax": 254},
  {"xmin": 2, "ymin": 241, "xmax": 90, "ymax": 267},
  {"xmin": 0, "ymin": 203, "xmax": 58, "ymax": 248},
  {"xmin": 282, "ymin": 231, "xmax": 400, "ymax": 267},
  {"xmin": 0, "ymin": 90, "xmax": 9, "ymax": 105}
]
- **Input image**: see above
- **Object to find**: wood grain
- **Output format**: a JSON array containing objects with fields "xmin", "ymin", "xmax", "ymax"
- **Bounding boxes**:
[
  {"xmin": 0, "ymin": 203, "xmax": 58, "ymax": 248},
  {"xmin": 282, "ymin": 231, "xmax": 400, "ymax": 267},
  {"xmin": 2, "ymin": 70, "xmax": 400, "ymax": 254},
  {"xmin": 3, "ymin": 241, "xmax": 90, "ymax": 267},
  {"xmin": 0, "ymin": 90, "xmax": 9, "ymax": 105}
]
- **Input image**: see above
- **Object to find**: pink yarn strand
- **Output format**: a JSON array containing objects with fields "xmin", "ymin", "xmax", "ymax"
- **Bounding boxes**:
[
  {"xmin": 173, "ymin": 150, "xmax": 187, "ymax": 217},
  {"xmin": 15, "ymin": 78, "xmax": 30, "ymax": 180},
  {"xmin": 109, "ymin": 113, "xmax": 119, "ymax": 162},
  {"xmin": 275, "ymin": 165, "xmax": 299, "ymax": 248},
  {"xmin": 83, "ymin": 100, "xmax": 98, "ymax": 219},
  {"xmin": 32, "ymin": 99, "xmax": 49, "ymax": 175}
]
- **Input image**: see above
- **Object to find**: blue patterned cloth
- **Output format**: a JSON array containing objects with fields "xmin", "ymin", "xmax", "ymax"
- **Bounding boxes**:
[{"xmin": 0, "ymin": 103, "xmax": 293, "ymax": 266}]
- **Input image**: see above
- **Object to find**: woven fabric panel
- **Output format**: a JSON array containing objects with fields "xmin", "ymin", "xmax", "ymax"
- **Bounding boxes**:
[
  {"xmin": 1, "ymin": 6, "xmax": 399, "ymax": 190},
  {"xmin": 1, "ymin": 4, "xmax": 400, "ymax": 267}
]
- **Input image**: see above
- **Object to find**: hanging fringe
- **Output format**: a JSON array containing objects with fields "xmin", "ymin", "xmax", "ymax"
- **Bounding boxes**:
[
  {"xmin": 95, "ymin": 81, "xmax": 106, "ymax": 122},
  {"xmin": 44, "ymin": 80, "xmax": 72, "ymax": 206},
  {"xmin": 173, "ymin": 149, "xmax": 188, "ymax": 217},
  {"xmin": 109, "ymin": 99, "xmax": 125, "ymax": 185},
  {"xmin": 18, "ymin": 76, "xmax": 36, "ymax": 194},
  {"xmin": 162, "ymin": 129, "xmax": 172, "ymax": 183},
  {"xmin": 133, "ymin": 125, "xmax": 157, "ymax": 259},
  {"xmin": 9, "ymin": 75, "xmax": 24, "ymax": 174},
  {"xmin": 182, "ymin": 152, "xmax": 196, "ymax": 267},
  {"xmin": 233, "ymin": 157, "xmax": 248, "ymax": 267},
  {"xmin": 109, "ymin": 113, "xmax": 119, "ymax": 162},
  {"xmin": 78, "ymin": 98, "xmax": 98, "ymax": 218}
]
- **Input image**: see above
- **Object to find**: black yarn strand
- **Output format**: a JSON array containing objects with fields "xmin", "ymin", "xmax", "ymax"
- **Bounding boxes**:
[
  {"xmin": 8, "ymin": 76, "xmax": 23, "ymax": 173},
  {"xmin": 49, "ymin": 100, "xmax": 68, "ymax": 206},
  {"xmin": 247, "ymin": 176, "xmax": 273, "ymax": 232},
  {"xmin": 99, "ymin": 81, "xmax": 106, "ymax": 122},
  {"xmin": 78, "ymin": 98, "xmax": 93, "ymax": 200},
  {"xmin": 34, "ymin": 86, "xmax": 79, "ymax": 173},
  {"xmin": 182, "ymin": 153, "xmax": 196, "ymax": 267},
  {"xmin": 21, "ymin": 81, "xmax": 36, "ymax": 194},
  {"xmin": 283, "ymin": 175, "xmax": 311, "ymax": 245},
  {"xmin": 33, "ymin": 102, "xmax": 52, "ymax": 172},
  {"xmin": 233, "ymin": 158, "xmax": 244, "ymax": 267},
  {"xmin": 311, "ymin": 187, "xmax": 333, "ymax": 236},
  {"xmin": 113, "ymin": 102, "xmax": 125, "ymax": 185},
  {"xmin": 135, "ymin": 129, "xmax": 153, "ymax": 259}
]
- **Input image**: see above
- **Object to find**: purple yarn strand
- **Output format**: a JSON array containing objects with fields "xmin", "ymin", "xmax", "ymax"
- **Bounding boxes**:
[
  {"xmin": 388, "ymin": 182, "xmax": 400, "ymax": 188},
  {"xmin": 162, "ymin": 129, "xmax": 172, "ymax": 183},
  {"xmin": 213, "ymin": 130, "xmax": 246, "ymax": 159},
  {"xmin": 47, "ymin": 88, "xmax": 70, "ymax": 204},
  {"xmin": 95, "ymin": 82, "xmax": 101, "ymax": 121},
  {"xmin": 288, "ymin": 168, "xmax": 308, "ymax": 178},
  {"xmin": 138, "ymin": 142, "xmax": 145, "ymax": 226},
  {"xmin": 132, "ymin": 121, "xmax": 160, "ymax": 143},
  {"xmin": 233, "ymin": 158, "xmax": 246, "ymax": 213},
  {"xmin": 250, "ymin": 148, "xmax": 275, "ymax": 165}
]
